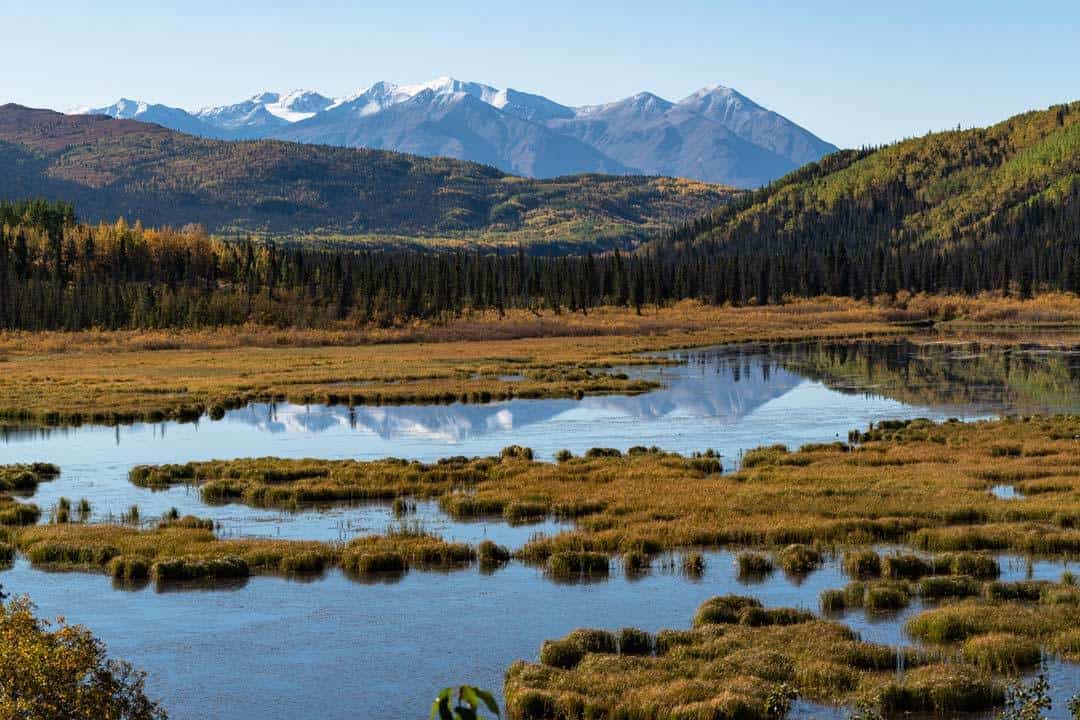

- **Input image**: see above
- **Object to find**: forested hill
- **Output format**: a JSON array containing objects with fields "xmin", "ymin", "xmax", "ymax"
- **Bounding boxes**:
[
  {"xmin": 0, "ymin": 104, "xmax": 731, "ymax": 247},
  {"xmin": 666, "ymin": 102, "xmax": 1080, "ymax": 257}
]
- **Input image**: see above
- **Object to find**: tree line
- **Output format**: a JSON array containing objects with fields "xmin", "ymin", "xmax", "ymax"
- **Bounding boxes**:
[{"xmin": 0, "ymin": 198, "xmax": 1077, "ymax": 331}]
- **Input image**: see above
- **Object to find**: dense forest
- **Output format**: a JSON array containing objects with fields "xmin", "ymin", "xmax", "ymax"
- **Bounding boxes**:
[
  {"xmin": 657, "ymin": 101, "xmax": 1080, "ymax": 296},
  {"xmin": 0, "ymin": 104, "xmax": 728, "ymax": 247},
  {"xmin": 1, "ymin": 191, "xmax": 1077, "ymax": 331},
  {"xmin": 1, "ymin": 102, "xmax": 1078, "ymax": 330}
]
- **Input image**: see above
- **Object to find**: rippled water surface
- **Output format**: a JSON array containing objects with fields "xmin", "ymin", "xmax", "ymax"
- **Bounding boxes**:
[{"xmin": 2, "ymin": 338, "xmax": 1079, "ymax": 718}]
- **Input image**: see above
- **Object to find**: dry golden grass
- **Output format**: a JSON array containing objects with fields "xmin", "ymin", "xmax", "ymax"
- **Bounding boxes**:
[
  {"xmin": 504, "ymin": 595, "xmax": 1011, "ymax": 719},
  {"xmin": 127, "ymin": 416, "xmax": 1080, "ymax": 561},
  {"xmin": 0, "ymin": 299, "xmax": 913, "ymax": 426}
]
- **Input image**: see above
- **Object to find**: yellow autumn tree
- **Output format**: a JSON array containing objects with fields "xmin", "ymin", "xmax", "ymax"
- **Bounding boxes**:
[{"xmin": 0, "ymin": 593, "xmax": 166, "ymax": 720}]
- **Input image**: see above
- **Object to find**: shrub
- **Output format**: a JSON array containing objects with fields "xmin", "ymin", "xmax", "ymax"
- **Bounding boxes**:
[
  {"xmin": 555, "ymin": 449, "xmax": 573, "ymax": 463},
  {"xmin": 584, "ymin": 448, "xmax": 621, "ymax": 458}
]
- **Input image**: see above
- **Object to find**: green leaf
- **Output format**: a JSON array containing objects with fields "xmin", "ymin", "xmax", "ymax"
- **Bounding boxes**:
[
  {"xmin": 431, "ymin": 690, "xmax": 454, "ymax": 720},
  {"xmin": 472, "ymin": 688, "xmax": 501, "ymax": 717}
]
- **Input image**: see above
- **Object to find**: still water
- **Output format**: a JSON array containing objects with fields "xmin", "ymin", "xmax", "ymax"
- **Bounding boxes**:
[{"xmin": 2, "ymin": 338, "xmax": 1079, "ymax": 718}]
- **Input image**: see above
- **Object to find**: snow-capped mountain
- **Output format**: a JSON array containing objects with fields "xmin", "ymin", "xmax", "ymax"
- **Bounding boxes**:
[{"xmin": 77, "ymin": 78, "xmax": 837, "ymax": 185}]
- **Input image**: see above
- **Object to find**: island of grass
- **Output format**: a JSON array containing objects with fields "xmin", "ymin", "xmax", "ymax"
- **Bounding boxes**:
[{"xmin": 125, "ymin": 415, "xmax": 1080, "ymax": 561}]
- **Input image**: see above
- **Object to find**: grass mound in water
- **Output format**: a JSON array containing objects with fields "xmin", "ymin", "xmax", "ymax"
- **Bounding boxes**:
[{"xmin": 506, "ymin": 594, "xmax": 1010, "ymax": 720}]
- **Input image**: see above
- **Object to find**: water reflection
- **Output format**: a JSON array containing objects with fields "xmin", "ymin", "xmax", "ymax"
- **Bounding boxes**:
[{"xmin": 2, "ymin": 548, "xmax": 1076, "ymax": 720}]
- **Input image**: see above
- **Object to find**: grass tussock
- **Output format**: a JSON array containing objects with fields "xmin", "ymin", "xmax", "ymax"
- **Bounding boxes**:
[{"xmin": 506, "ymin": 594, "xmax": 1011, "ymax": 719}]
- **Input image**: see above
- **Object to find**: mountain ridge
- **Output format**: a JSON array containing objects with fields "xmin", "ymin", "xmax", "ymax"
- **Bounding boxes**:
[
  {"xmin": 75, "ymin": 77, "xmax": 837, "ymax": 186},
  {"xmin": 0, "ymin": 103, "xmax": 732, "ymax": 246}
]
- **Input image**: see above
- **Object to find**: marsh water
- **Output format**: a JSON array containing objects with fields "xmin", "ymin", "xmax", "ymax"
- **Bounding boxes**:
[{"xmin": 3, "ymin": 337, "xmax": 1080, "ymax": 718}]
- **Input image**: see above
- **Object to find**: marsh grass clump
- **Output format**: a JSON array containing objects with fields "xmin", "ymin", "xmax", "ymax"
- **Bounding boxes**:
[
  {"xmin": 0, "ymin": 542, "xmax": 13, "ymax": 567},
  {"xmin": 539, "ymin": 628, "xmax": 619, "ymax": 669},
  {"xmin": 108, "ymin": 555, "xmax": 150, "ymax": 582},
  {"xmin": 584, "ymin": 448, "xmax": 621, "ymax": 459},
  {"xmin": 0, "ymin": 463, "xmax": 60, "ymax": 492},
  {"xmin": 961, "ymin": 633, "xmax": 1042, "ymax": 672},
  {"xmin": 985, "ymin": 580, "xmax": 1046, "ymax": 601},
  {"xmin": 617, "ymin": 628, "xmax": 653, "ymax": 656},
  {"xmin": 547, "ymin": 551, "xmax": 608, "ymax": 578},
  {"xmin": 877, "ymin": 664, "xmax": 1005, "ymax": 714},
  {"xmin": 477, "ymin": 540, "xmax": 511, "ymax": 567},
  {"xmin": 507, "ymin": 591, "xmax": 1017, "ymax": 720},
  {"xmin": 157, "ymin": 515, "xmax": 214, "ymax": 531},
  {"xmin": 55, "ymin": 497, "xmax": 72, "ymax": 524},
  {"xmin": 151, "ymin": 556, "xmax": 249, "ymax": 582},
  {"xmin": 919, "ymin": 575, "xmax": 983, "ymax": 599},
  {"xmin": 343, "ymin": 551, "xmax": 406, "ymax": 575},
  {"xmin": 820, "ymin": 589, "xmax": 847, "ymax": 613},
  {"xmin": 623, "ymin": 550, "xmax": 650, "ymax": 575},
  {"xmin": 693, "ymin": 595, "xmax": 764, "ymax": 626},
  {"xmin": 390, "ymin": 497, "xmax": 415, "ymax": 517},
  {"xmin": 864, "ymin": 582, "xmax": 912, "ymax": 613},
  {"xmin": 881, "ymin": 553, "xmax": 932, "ymax": 579},
  {"xmin": 682, "ymin": 550, "xmax": 706, "ymax": 577},
  {"xmin": 501, "ymin": 445, "xmax": 534, "ymax": 461},
  {"xmin": 736, "ymin": 551, "xmax": 773, "ymax": 577},
  {"xmin": 539, "ymin": 638, "xmax": 584, "ymax": 669},
  {"xmin": 943, "ymin": 552, "xmax": 1000, "ymax": 579},
  {"xmin": 777, "ymin": 544, "xmax": 821, "ymax": 574},
  {"xmin": 843, "ymin": 550, "xmax": 881, "ymax": 578},
  {"xmin": 122, "ymin": 505, "xmax": 141, "ymax": 524}
]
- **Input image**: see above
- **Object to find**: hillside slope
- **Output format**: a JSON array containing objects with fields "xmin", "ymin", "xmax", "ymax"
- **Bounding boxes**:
[
  {"xmin": 670, "ymin": 101, "xmax": 1080, "ymax": 255},
  {"xmin": 0, "ymin": 104, "xmax": 732, "ymax": 245}
]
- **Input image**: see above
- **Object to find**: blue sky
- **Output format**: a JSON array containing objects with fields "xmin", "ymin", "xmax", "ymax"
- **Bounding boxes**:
[{"xmin": 6, "ymin": 0, "xmax": 1078, "ymax": 147}]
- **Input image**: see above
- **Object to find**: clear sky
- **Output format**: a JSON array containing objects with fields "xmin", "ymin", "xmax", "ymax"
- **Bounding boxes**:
[{"xmin": 6, "ymin": 0, "xmax": 1078, "ymax": 148}]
